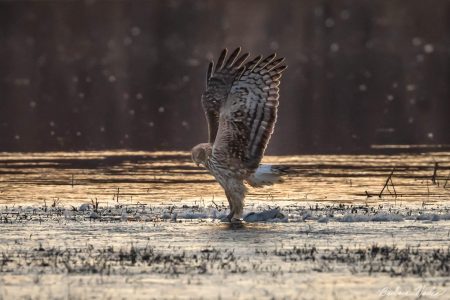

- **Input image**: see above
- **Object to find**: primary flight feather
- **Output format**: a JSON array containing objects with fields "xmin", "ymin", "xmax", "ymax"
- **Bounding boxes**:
[{"xmin": 191, "ymin": 47, "xmax": 288, "ymax": 222}]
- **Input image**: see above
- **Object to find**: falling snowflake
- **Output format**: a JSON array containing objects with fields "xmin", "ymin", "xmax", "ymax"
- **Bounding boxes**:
[
  {"xmin": 423, "ymin": 44, "xmax": 434, "ymax": 54},
  {"xmin": 406, "ymin": 84, "xmax": 416, "ymax": 92},
  {"xmin": 340, "ymin": 10, "xmax": 350, "ymax": 20},
  {"xmin": 412, "ymin": 37, "xmax": 422, "ymax": 46},
  {"xmin": 330, "ymin": 43, "xmax": 339, "ymax": 52},
  {"xmin": 123, "ymin": 36, "xmax": 132, "ymax": 46},
  {"xmin": 314, "ymin": 7, "xmax": 323, "ymax": 17},
  {"xmin": 14, "ymin": 78, "xmax": 30, "ymax": 86},
  {"xmin": 270, "ymin": 41, "xmax": 279, "ymax": 51},
  {"xmin": 325, "ymin": 18, "xmax": 335, "ymax": 28},
  {"xmin": 131, "ymin": 27, "xmax": 141, "ymax": 36}
]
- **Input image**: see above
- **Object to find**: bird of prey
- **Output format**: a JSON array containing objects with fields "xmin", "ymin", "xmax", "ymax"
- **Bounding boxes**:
[{"xmin": 191, "ymin": 47, "xmax": 288, "ymax": 223}]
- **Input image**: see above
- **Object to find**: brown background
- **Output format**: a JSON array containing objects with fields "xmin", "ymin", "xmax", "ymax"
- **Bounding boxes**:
[{"xmin": 0, "ymin": 0, "xmax": 449, "ymax": 153}]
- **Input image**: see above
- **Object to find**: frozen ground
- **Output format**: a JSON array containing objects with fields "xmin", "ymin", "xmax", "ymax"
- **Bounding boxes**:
[{"xmin": 0, "ymin": 151, "xmax": 449, "ymax": 299}]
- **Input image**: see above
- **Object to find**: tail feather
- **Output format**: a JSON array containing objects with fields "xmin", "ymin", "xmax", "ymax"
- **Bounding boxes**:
[{"xmin": 246, "ymin": 164, "xmax": 290, "ymax": 187}]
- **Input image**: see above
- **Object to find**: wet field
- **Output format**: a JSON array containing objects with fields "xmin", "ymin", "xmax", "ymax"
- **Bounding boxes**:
[{"xmin": 0, "ymin": 151, "xmax": 449, "ymax": 299}]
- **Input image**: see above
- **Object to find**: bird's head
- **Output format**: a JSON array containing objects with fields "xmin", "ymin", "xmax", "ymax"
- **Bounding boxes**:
[{"xmin": 191, "ymin": 143, "xmax": 212, "ymax": 167}]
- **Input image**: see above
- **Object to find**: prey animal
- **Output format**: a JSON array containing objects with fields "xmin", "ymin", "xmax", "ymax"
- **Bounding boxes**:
[{"xmin": 191, "ymin": 47, "xmax": 288, "ymax": 223}]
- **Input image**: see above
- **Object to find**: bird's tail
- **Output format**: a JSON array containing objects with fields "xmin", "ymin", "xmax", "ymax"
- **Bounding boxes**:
[{"xmin": 246, "ymin": 164, "xmax": 291, "ymax": 187}]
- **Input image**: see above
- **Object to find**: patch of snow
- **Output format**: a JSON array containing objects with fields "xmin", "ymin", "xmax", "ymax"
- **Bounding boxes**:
[
  {"xmin": 338, "ymin": 213, "xmax": 403, "ymax": 222},
  {"xmin": 79, "ymin": 203, "xmax": 91, "ymax": 211},
  {"xmin": 317, "ymin": 216, "xmax": 329, "ymax": 223},
  {"xmin": 244, "ymin": 208, "xmax": 286, "ymax": 222}
]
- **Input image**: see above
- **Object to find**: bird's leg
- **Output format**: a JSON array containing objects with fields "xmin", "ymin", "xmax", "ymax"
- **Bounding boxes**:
[
  {"xmin": 221, "ymin": 179, "xmax": 246, "ymax": 223},
  {"xmin": 222, "ymin": 191, "xmax": 234, "ymax": 222},
  {"xmin": 227, "ymin": 179, "xmax": 246, "ymax": 223},
  {"xmin": 231, "ymin": 196, "xmax": 244, "ymax": 222}
]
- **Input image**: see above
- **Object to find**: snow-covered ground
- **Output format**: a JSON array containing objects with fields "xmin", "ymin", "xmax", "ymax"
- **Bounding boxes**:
[
  {"xmin": 0, "ymin": 151, "xmax": 449, "ymax": 299},
  {"xmin": 1, "ymin": 202, "xmax": 450, "ymax": 299}
]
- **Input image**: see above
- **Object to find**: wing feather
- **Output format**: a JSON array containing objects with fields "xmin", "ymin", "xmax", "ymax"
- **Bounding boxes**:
[
  {"xmin": 215, "ymin": 48, "xmax": 228, "ymax": 71},
  {"xmin": 254, "ymin": 53, "xmax": 276, "ymax": 72},
  {"xmin": 234, "ymin": 52, "xmax": 250, "ymax": 68},
  {"xmin": 202, "ymin": 48, "xmax": 250, "ymax": 143},
  {"xmin": 225, "ymin": 47, "xmax": 241, "ymax": 67},
  {"xmin": 212, "ymin": 51, "xmax": 287, "ymax": 172},
  {"xmin": 206, "ymin": 61, "xmax": 213, "ymax": 85}
]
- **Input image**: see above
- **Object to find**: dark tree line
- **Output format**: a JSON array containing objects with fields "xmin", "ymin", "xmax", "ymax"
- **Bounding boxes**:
[{"xmin": 0, "ymin": 0, "xmax": 448, "ymax": 153}]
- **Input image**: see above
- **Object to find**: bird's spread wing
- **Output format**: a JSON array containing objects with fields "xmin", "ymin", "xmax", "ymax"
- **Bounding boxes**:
[
  {"xmin": 212, "ymin": 49, "xmax": 287, "ymax": 172},
  {"xmin": 202, "ymin": 48, "xmax": 249, "ymax": 143}
]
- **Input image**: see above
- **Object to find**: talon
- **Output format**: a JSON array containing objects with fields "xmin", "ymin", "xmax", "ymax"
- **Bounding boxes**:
[
  {"xmin": 220, "ymin": 216, "xmax": 231, "ymax": 223},
  {"xmin": 231, "ymin": 217, "xmax": 244, "ymax": 224}
]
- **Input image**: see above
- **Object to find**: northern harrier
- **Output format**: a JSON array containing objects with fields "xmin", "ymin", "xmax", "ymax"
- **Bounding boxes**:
[{"xmin": 191, "ymin": 47, "xmax": 288, "ymax": 223}]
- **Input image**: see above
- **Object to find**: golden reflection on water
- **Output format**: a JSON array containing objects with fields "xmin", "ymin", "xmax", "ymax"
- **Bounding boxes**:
[{"xmin": 0, "ymin": 151, "xmax": 449, "ymax": 206}]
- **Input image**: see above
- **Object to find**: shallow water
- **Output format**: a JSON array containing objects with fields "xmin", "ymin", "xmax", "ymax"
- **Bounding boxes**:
[
  {"xmin": 1, "ymin": 151, "xmax": 450, "ymax": 299},
  {"xmin": 0, "ymin": 151, "xmax": 449, "ymax": 207}
]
